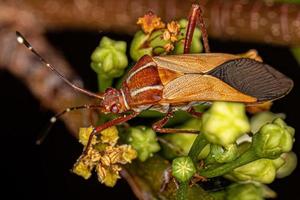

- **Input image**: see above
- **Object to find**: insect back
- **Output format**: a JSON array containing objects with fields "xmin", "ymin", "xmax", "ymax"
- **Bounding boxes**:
[{"xmin": 208, "ymin": 58, "xmax": 294, "ymax": 103}]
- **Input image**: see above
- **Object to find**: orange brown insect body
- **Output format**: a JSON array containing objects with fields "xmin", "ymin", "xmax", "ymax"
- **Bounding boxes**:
[{"xmin": 16, "ymin": 4, "xmax": 293, "ymax": 154}]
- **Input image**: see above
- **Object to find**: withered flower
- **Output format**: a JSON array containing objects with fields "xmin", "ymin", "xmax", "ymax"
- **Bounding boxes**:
[
  {"xmin": 164, "ymin": 43, "xmax": 175, "ymax": 52},
  {"xmin": 72, "ymin": 126, "xmax": 137, "ymax": 187},
  {"xmin": 137, "ymin": 11, "xmax": 165, "ymax": 34}
]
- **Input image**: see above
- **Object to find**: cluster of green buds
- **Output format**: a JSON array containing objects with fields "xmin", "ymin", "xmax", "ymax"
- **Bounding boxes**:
[
  {"xmin": 124, "ymin": 126, "xmax": 161, "ymax": 162},
  {"xmin": 159, "ymin": 102, "xmax": 296, "ymax": 199},
  {"xmin": 130, "ymin": 12, "xmax": 202, "ymax": 61},
  {"xmin": 90, "ymin": 37, "xmax": 128, "ymax": 91},
  {"xmin": 72, "ymin": 126, "xmax": 137, "ymax": 187},
  {"xmin": 196, "ymin": 103, "xmax": 296, "ymax": 179}
]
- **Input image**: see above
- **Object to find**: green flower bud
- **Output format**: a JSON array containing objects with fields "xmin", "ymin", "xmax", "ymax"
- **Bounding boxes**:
[
  {"xmin": 272, "ymin": 156, "xmax": 285, "ymax": 170},
  {"xmin": 172, "ymin": 156, "xmax": 196, "ymax": 182},
  {"xmin": 91, "ymin": 36, "xmax": 128, "ymax": 91},
  {"xmin": 125, "ymin": 126, "xmax": 160, "ymax": 161},
  {"xmin": 250, "ymin": 111, "xmax": 285, "ymax": 134},
  {"xmin": 276, "ymin": 152, "xmax": 297, "ymax": 178},
  {"xmin": 227, "ymin": 183, "xmax": 263, "ymax": 200},
  {"xmin": 160, "ymin": 118, "xmax": 210, "ymax": 160},
  {"xmin": 161, "ymin": 133, "xmax": 197, "ymax": 159},
  {"xmin": 229, "ymin": 159, "xmax": 276, "ymax": 183},
  {"xmin": 202, "ymin": 102, "xmax": 250, "ymax": 147},
  {"xmin": 207, "ymin": 144, "xmax": 238, "ymax": 164},
  {"xmin": 130, "ymin": 31, "xmax": 153, "ymax": 61},
  {"xmin": 173, "ymin": 19, "xmax": 203, "ymax": 54},
  {"xmin": 253, "ymin": 118, "xmax": 294, "ymax": 158}
]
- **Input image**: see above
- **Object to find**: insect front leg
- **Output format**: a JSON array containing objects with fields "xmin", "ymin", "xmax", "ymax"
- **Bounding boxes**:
[
  {"xmin": 84, "ymin": 112, "xmax": 138, "ymax": 155},
  {"xmin": 184, "ymin": 4, "xmax": 210, "ymax": 53},
  {"xmin": 152, "ymin": 111, "xmax": 199, "ymax": 134}
]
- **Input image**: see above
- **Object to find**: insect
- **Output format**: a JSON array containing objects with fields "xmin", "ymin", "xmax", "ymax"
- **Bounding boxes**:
[{"xmin": 16, "ymin": 4, "xmax": 293, "ymax": 154}]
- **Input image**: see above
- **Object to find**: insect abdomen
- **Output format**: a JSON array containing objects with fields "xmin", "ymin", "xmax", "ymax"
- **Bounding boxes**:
[{"xmin": 122, "ymin": 55, "xmax": 164, "ymax": 109}]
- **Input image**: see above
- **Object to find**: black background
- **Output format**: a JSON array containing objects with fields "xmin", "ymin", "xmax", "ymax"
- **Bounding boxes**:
[{"xmin": 1, "ymin": 30, "xmax": 299, "ymax": 199}]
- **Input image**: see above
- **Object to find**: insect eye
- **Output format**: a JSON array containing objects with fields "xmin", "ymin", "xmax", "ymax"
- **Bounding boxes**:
[
  {"xmin": 110, "ymin": 104, "xmax": 119, "ymax": 113},
  {"xmin": 105, "ymin": 87, "xmax": 115, "ymax": 94}
]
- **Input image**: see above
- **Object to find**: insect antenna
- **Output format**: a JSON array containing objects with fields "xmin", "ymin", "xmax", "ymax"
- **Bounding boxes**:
[
  {"xmin": 15, "ymin": 31, "xmax": 104, "ymax": 99},
  {"xmin": 36, "ymin": 104, "xmax": 101, "ymax": 145}
]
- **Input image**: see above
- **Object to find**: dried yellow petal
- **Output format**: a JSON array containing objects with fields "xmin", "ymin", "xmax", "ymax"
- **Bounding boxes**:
[
  {"xmin": 96, "ymin": 164, "xmax": 121, "ymax": 187},
  {"xmin": 100, "ymin": 154, "xmax": 111, "ymax": 166},
  {"xmin": 163, "ymin": 30, "xmax": 171, "ymax": 41},
  {"xmin": 72, "ymin": 148, "xmax": 101, "ymax": 179},
  {"xmin": 167, "ymin": 21, "xmax": 180, "ymax": 34},
  {"xmin": 119, "ymin": 145, "xmax": 137, "ymax": 164},
  {"xmin": 73, "ymin": 160, "xmax": 92, "ymax": 180},
  {"xmin": 78, "ymin": 126, "xmax": 94, "ymax": 146},
  {"xmin": 164, "ymin": 43, "xmax": 174, "ymax": 52},
  {"xmin": 100, "ymin": 126, "xmax": 119, "ymax": 145},
  {"xmin": 137, "ymin": 11, "xmax": 165, "ymax": 34}
]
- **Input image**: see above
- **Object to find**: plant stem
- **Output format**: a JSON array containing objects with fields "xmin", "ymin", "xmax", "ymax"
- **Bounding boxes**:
[
  {"xmin": 98, "ymin": 74, "xmax": 113, "ymax": 92},
  {"xmin": 199, "ymin": 148, "xmax": 258, "ymax": 178},
  {"xmin": 176, "ymin": 182, "xmax": 189, "ymax": 200},
  {"xmin": 188, "ymin": 133, "xmax": 208, "ymax": 162},
  {"xmin": 176, "ymin": 133, "xmax": 208, "ymax": 200}
]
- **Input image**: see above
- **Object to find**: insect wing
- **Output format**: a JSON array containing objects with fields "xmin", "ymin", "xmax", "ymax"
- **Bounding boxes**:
[
  {"xmin": 160, "ymin": 74, "xmax": 257, "ymax": 104},
  {"xmin": 153, "ymin": 53, "xmax": 240, "ymax": 73}
]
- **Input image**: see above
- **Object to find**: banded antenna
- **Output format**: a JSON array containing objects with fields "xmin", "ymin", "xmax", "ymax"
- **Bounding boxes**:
[
  {"xmin": 35, "ymin": 104, "xmax": 100, "ymax": 145},
  {"xmin": 16, "ymin": 31, "xmax": 104, "ymax": 99}
]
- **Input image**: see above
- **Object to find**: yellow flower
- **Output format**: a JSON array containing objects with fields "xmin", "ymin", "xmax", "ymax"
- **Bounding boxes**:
[
  {"xmin": 72, "ymin": 148, "xmax": 101, "ymax": 179},
  {"xmin": 137, "ymin": 11, "xmax": 165, "ymax": 34},
  {"xmin": 96, "ymin": 164, "xmax": 122, "ymax": 187},
  {"xmin": 164, "ymin": 43, "xmax": 174, "ymax": 52},
  {"xmin": 100, "ymin": 126, "xmax": 119, "ymax": 145},
  {"xmin": 167, "ymin": 21, "xmax": 180, "ymax": 34},
  {"xmin": 78, "ymin": 126, "xmax": 94, "ymax": 146},
  {"xmin": 73, "ymin": 126, "xmax": 137, "ymax": 187},
  {"xmin": 118, "ymin": 145, "xmax": 137, "ymax": 164}
]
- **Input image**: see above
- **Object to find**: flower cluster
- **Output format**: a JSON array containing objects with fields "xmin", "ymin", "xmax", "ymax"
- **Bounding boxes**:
[
  {"xmin": 130, "ymin": 14, "xmax": 202, "ymax": 61},
  {"xmin": 73, "ymin": 126, "xmax": 137, "ymax": 187}
]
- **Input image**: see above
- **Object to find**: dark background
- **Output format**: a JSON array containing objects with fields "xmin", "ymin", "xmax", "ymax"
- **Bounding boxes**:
[{"xmin": 1, "ymin": 30, "xmax": 299, "ymax": 199}]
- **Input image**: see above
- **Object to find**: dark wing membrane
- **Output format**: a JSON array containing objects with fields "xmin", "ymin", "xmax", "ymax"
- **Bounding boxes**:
[
  {"xmin": 208, "ymin": 58, "xmax": 293, "ymax": 102},
  {"xmin": 161, "ymin": 74, "xmax": 257, "ymax": 103}
]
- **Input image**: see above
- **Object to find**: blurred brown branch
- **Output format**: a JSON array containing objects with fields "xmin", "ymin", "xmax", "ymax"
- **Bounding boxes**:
[
  {"xmin": 1, "ymin": 0, "xmax": 299, "ymax": 199},
  {"xmin": 1, "ymin": 0, "xmax": 300, "ymax": 46},
  {"xmin": 0, "ymin": 26, "xmax": 93, "ymax": 137}
]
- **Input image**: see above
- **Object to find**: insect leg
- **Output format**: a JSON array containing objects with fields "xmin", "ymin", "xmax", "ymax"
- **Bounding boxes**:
[
  {"xmin": 184, "ymin": 4, "xmax": 210, "ymax": 53},
  {"xmin": 189, "ymin": 173, "xmax": 207, "ymax": 187},
  {"xmin": 84, "ymin": 112, "xmax": 139, "ymax": 155},
  {"xmin": 187, "ymin": 107, "xmax": 202, "ymax": 118},
  {"xmin": 152, "ymin": 111, "xmax": 198, "ymax": 134},
  {"xmin": 160, "ymin": 167, "xmax": 179, "ymax": 192},
  {"xmin": 36, "ymin": 104, "xmax": 101, "ymax": 145},
  {"xmin": 16, "ymin": 31, "xmax": 104, "ymax": 99}
]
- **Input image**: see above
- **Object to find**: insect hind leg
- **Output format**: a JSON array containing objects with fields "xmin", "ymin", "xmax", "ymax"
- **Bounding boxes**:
[
  {"xmin": 152, "ymin": 111, "xmax": 199, "ymax": 134},
  {"xmin": 184, "ymin": 4, "xmax": 210, "ymax": 54}
]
